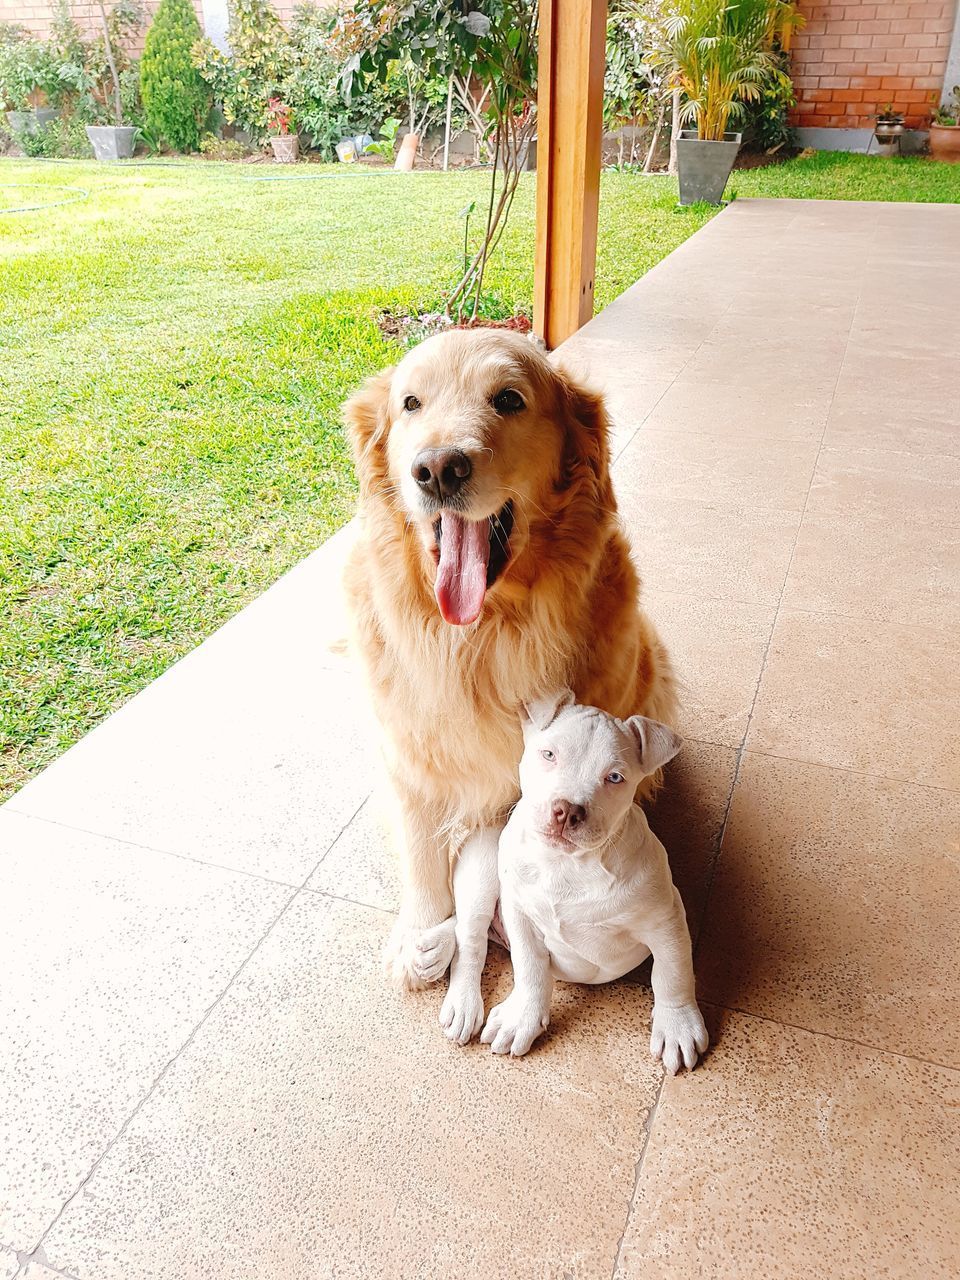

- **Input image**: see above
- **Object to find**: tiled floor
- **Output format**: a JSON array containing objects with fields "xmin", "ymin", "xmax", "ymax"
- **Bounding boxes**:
[{"xmin": 3, "ymin": 199, "xmax": 959, "ymax": 1278}]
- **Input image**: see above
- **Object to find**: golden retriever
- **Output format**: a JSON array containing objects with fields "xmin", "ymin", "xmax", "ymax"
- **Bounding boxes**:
[{"xmin": 343, "ymin": 328, "xmax": 675, "ymax": 988}]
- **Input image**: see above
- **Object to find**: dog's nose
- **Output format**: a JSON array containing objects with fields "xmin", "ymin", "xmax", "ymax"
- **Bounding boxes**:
[
  {"xmin": 411, "ymin": 448, "xmax": 473, "ymax": 503},
  {"xmin": 552, "ymin": 800, "xmax": 587, "ymax": 834}
]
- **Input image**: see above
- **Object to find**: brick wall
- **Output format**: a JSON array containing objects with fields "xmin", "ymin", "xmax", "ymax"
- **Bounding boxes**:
[
  {"xmin": 3, "ymin": 1, "xmax": 205, "ymax": 56},
  {"xmin": 790, "ymin": 1, "xmax": 958, "ymax": 130}
]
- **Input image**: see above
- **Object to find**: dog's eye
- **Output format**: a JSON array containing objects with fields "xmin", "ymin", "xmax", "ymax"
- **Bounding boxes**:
[
  {"xmin": 403, "ymin": 394, "xmax": 421, "ymax": 413},
  {"xmin": 492, "ymin": 388, "xmax": 524, "ymax": 415},
  {"xmin": 540, "ymin": 748, "xmax": 555, "ymax": 762},
  {"xmin": 606, "ymin": 771, "xmax": 625, "ymax": 785}
]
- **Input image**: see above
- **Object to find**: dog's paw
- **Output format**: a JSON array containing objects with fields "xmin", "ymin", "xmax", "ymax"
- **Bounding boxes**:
[
  {"xmin": 439, "ymin": 977, "xmax": 485, "ymax": 1046},
  {"xmin": 413, "ymin": 917, "xmax": 457, "ymax": 984},
  {"xmin": 480, "ymin": 995, "xmax": 549, "ymax": 1057},
  {"xmin": 650, "ymin": 1001, "xmax": 709, "ymax": 1075},
  {"xmin": 383, "ymin": 916, "xmax": 453, "ymax": 990}
]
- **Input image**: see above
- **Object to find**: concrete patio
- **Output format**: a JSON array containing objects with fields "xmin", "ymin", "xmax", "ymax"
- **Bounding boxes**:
[{"xmin": 3, "ymin": 197, "xmax": 959, "ymax": 1278}]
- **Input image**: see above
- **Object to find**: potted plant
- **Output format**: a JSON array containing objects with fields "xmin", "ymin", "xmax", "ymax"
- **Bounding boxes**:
[
  {"xmin": 872, "ymin": 104, "xmax": 904, "ymax": 155},
  {"xmin": 649, "ymin": 0, "xmax": 804, "ymax": 205},
  {"xmin": 84, "ymin": 0, "xmax": 138, "ymax": 160},
  {"xmin": 267, "ymin": 97, "xmax": 298, "ymax": 162},
  {"xmin": 0, "ymin": 28, "xmax": 60, "ymax": 138},
  {"xmin": 930, "ymin": 86, "xmax": 960, "ymax": 163}
]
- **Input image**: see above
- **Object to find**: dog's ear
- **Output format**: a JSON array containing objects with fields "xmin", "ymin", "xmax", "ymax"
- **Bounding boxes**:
[
  {"xmin": 624, "ymin": 716, "xmax": 682, "ymax": 777},
  {"xmin": 522, "ymin": 687, "xmax": 576, "ymax": 731},
  {"xmin": 551, "ymin": 363, "xmax": 613, "ymax": 502},
  {"xmin": 343, "ymin": 367, "xmax": 394, "ymax": 496}
]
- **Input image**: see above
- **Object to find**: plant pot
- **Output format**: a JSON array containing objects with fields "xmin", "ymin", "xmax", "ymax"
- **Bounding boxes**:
[
  {"xmin": 85, "ymin": 125, "xmax": 138, "ymax": 161},
  {"xmin": 874, "ymin": 121, "xmax": 904, "ymax": 144},
  {"xmin": 336, "ymin": 137, "xmax": 357, "ymax": 163},
  {"xmin": 6, "ymin": 107, "xmax": 58, "ymax": 138},
  {"xmin": 929, "ymin": 122, "xmax": 960, "ymax": 162},
  {"xmin": 394, "ymin": 131, "xmax": 419, "ymax": 172},
  {"xmin": 270, "ymin": 134, "xmax": 299, "ymax": 163},
  {"xmin": 676, "ymin": 130, "xmax": 742, "ymax": 205}
]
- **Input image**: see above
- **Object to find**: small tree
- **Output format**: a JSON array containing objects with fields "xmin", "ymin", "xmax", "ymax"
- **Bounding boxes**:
[
  {"xmin": 141, "ymin": 0, "xmax": 208, "ymax": 151},
  {"xmin": 193, "ymin": 0, "xmax": 293, "ymax": 139}
]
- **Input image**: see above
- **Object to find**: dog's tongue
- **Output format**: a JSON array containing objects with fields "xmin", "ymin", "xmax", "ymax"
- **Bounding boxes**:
[{"xmin": 435, "ymin": 512, "xmax": 490, "ymax": 625}]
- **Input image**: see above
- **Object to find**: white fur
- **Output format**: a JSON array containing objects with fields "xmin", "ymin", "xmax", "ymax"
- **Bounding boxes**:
[{"xmin": 442, "ymin": 694, "xmax": 709, "ymax": 1071}]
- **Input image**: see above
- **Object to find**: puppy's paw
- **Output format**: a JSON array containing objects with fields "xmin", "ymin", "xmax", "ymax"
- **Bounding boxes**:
[
  {"xmin": 480, "ymin": 995, "xmax": 549, "ymax": 1057},
  {"xmin": 383, "ymin": 916, "xmax": 453, "ymax": 990},
  {"xmin": 439, "ymin": 978, "xmax": 485, "ymax": 1046},
  {"xmin": 413, "ymin": 917, "xmax": 457, "ymax": 983},
  {"xmin": 650, "ymin": 1001, "xmax": 709, "ymax": 1075}
]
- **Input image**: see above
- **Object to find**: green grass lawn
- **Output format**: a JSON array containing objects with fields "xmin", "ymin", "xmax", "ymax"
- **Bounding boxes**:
[{"xmin": 1, "ymin": 150, "xmax": 958, "ymax": 800}]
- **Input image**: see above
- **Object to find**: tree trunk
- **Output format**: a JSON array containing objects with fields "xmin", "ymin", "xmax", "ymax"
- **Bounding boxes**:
[
  {"xmin": 442, "ymin": 74, "xmax": 454, "ymax": 171},
  {"xmin": 668, "ymin": 87, "xmax": 681, "ymax": 175},
  {"xmin": 644, "ymin": 99, "xmax": 666, "ymax": 173},
  {"xmin": 96, "ymin": 0, "xmax": 123, "ymax": 127}
]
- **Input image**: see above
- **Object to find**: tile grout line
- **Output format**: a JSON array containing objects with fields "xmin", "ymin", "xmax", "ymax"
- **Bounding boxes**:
[
  {"xmin": 691, "ymin": 218, "xmax": 868, "ymax": 962},
  {"xmin": 16, "ymin": 791, "xmax": 379, "ymax": 1269},
  {"xmin": 1, "ymin": 805, "xmax": 300, "ymax": 891},
  {"xmin": 608, "ymin": 206, "xmax": 808, "ymax": 1274},
  {"xmin": 610, "ymin": 1074, "xmax": 666, "ymax": 1280},
  {"xmin": 701, "ymin": 1000, "xmax": 960, "ymax": 1075}
]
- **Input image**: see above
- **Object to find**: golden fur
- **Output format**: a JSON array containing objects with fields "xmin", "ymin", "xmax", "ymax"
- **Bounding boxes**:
[{"xmin": 343, "ymin": 329, "xmax": 675, "ymax": 986}]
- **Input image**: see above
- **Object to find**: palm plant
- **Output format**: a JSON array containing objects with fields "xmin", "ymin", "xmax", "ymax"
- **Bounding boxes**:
[{"xmin": 649, "ymin": 0, "xmax": 803, "ymax": 141}]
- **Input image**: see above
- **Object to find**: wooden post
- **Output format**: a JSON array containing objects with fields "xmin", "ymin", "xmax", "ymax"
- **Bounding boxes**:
[{"xmin": 534, "ymin": 0, "xmax": 608, "ymax": 350}]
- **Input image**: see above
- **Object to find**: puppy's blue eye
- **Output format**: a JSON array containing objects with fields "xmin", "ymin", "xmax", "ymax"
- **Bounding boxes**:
[
  {"xmin": 606, "ymin": 772, "xmax": 624, "ymax": 784},
  {"xmin": 540, "ymin": 748, "xmax": 555, "ymax": 762}
]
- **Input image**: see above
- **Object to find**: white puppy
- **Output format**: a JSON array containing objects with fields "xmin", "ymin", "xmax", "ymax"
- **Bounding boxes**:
[{"xmin": 428, "ymin": 690, "xmax": 709, "ymax": 1072}]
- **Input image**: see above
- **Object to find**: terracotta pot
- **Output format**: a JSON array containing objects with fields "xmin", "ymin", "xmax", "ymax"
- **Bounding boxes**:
[
  {"xmin": 394, "ymin": 132, "xmax": 419, "ymax": 172},
  {"xmin": 929, "ymin": 122, "xmax": 960, "ymax": 162},
  {"xmin": 270, "ymin": 134, "xmax": 299, "ymax": 164}
]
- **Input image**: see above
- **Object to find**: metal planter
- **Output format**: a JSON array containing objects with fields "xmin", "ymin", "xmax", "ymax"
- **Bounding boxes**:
[
  {"xmin": 6, "ymin": 108, "xmax": 59, "ymax": 138},
  {"xmin": 676, "ymin": 130, "xmax": 742, "ymax": 205},
  {"xmin": 85, "ymin": 125, "xmax": 138, "ymax": 161}
]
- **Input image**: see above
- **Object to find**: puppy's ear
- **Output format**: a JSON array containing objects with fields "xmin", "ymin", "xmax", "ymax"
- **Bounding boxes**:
[
  {"xmin": 551, "ymin": 362, "xmax": 613, "ymax": 501},
  {"xmin": 625, "ymin": 716, "xmax": 682, "ymax": 777},
  {"xmin": 343, "ymin": 367, "xmax": 394, "ymax": 496},
  {"xmin": 522, "ymin": 687, "xmax": 576, "ymax": 731}
]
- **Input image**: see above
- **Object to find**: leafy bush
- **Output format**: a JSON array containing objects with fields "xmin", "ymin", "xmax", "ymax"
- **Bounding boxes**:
[
  {"xmin": 141, "ymin": 0, "xmax": 209, "ymax": 151},
  {"xmin": 284, "ymin": 2, "xmax": 351, "ymax": 157},
  {"xmin": 12, "ymin": 113, "xmax": 90, "ymax": 158},
  {"xmin": 193, "ymin": 0, "xmax": 292, "ymax": 140},
  {"xmin": 747, "ymin": 51, "xmax": 796, "ymax": 150},
  {"xmin": 199, "ymin": 132, "xmax": 251, "ymax": 159},
  {"xmin": 0, "ymin": 23, "xmax": 60, "ymax": 110}
]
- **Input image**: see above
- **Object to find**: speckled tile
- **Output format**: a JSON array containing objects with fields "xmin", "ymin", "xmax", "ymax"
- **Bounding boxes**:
[
  {"xmin": 0, "ymin": 1246, "xmax": 18, "ymax": 1280},
  {"xmin": 8, "ymin": 656, "xmax": 377, "ymax": 887},
  {"xmin": 615, "ymin": 1009, "xmax": 960, "ymax": 1279},
  {"xmin": 617, "ymin": 429, "xmax": 819, "ymax": 512},
  {"xmin": 0, "ymin": 810, "xmax": 289, "ymax": 1254},
  {"xmin": 644, "ymin": 590, "xmax": 775, "ymax": 748},
  {"xmin": 19, "ymin": 1263, "xmax": 78, "ymax": 1280},
  {"xmin": 42, "ymin": 892, "xmax": 663, "ymax": 1280},
  {"xmin": 306, "ymin": 791, "xmax": 401, "ymax": 912},
  {"xmin": 747, "ymin": 610, "xmax": 960, "ymax": 790},
  {"xmin": 697, "ymin": 754, "xmax": 960, "ymax": 1065},
  {"xmin": 782, "ymin": 511, "xmax": 960, "ymax": 630},
  {"xmin": 640, "ymin": 378, "xmax": 831, "ymax": 443},
  {"xmin": 805, "ymin": 446, "xmax": 960, "ymax": 527},
  {"xmin": 823, "ymin": 397, "xmax": 960, "ymax": 458},
  {"xmin": 620, "ymin": 493, "xmax": 801, "ymax": 607}
]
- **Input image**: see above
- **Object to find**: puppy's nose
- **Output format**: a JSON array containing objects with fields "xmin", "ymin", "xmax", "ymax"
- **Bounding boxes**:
[
  {"xmin": 411, "ymin": 448, "xmax": 473, "ymax": 503},
  {"xmin": 552, "ymin": 800, "xmax": 587, "ymax": 834}
]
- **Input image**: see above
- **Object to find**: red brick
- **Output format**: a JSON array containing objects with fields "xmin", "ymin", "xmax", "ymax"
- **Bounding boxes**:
[
  {"xmin": 878, "ymin": 32, "xmax": 907, "ymax": 45},
  {"xmin": 908, "ymin": 2, "xmax": 948, "ymax": 15},
  {"xmin": 819, "ymin": 75, "xmax": 856, "ymax": 87},
  {"xmin": 843, "ymin": 4, "xmax": 879, "ymax": 17},
  {"xmin": 904, "ymin": 31, "xmax": 939, "ymax": 44},
  {"xmin": 878, "ymin": 75, "xmax": 918, "ymax": 88},
  {"xmin": 833, "ymin": 61, "xmax": 870, "ymax": 74},
  {"xmin": 795, "ymin": 101, "xmax": 819, "ymax": 114},
  {"xmin": 833, "ymin": 87, "xmax": 865, "ymax": 100},
  {"xmin": 913, "ymin": 75, "xmax": 949, "ymax": 89},
  {"xmin": 858, "ymin": 19, "xmax": 892, "ymax": 32},
  {"xmin": 867, "ymin": 62, "xmax": 903, "ymax": 73},
  {"xmin": 900, "ymin": 88, "xmax": 935, "ymax": 102},
  {"xmin": 889, "ymin": 19, "xmax": 917, "ymax": 34},
  {"xmin": 830, "ymin": 20, "xmax": 859, "ymax": 33},
  {"xmin": 850, "ymin": 75, "xmax": 886, "ymax": 88},
  {"xmin": 840, "ymin": 31, "xmax": 875, "ymax": 45}
]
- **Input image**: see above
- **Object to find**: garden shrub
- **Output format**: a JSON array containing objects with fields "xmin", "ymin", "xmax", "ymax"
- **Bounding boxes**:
[
  {"xmin": 141, "ymin": 0, "xmax": 209, "ymax": 151},
  {"xmin": 12, "ymin": 114, "xmax": 90, "ymax": 158},
  {"xmin": 193, "ymin": 0, "xmax": 292, "ymax": 140}
]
